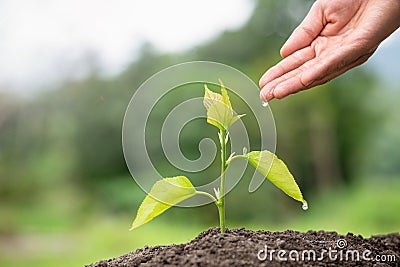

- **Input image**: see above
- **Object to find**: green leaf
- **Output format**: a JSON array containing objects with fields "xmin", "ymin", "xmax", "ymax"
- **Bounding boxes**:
[
  {"xmin": 230, "ymin": 114, "xmax": 246, "ymax": 125},
  {"xmin": 219, "ymin": 79, "xmax": 232, "ymax": 109},
  {"xmin": 244, "ymin": 150, "xmax": 305, "ymax": 202},
  {"xmin": 203, "ymin": 84, "xmax": 222, "ymax": 109},
  {"xmin": 206, "ymin": 101, "xmax": 234, "ymax": 130},
  {"xmin": 203, "ymin": 80, "xmax": 244, "ymax": 130},
  {"xmin": 130, "ymin": 176, "xmax": 196, "ymax": 230}
]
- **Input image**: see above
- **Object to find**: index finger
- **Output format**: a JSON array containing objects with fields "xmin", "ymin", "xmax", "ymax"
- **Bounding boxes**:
[{"xmin": 259, "ymin": 46, "xmax": 315, "ymax": 89}]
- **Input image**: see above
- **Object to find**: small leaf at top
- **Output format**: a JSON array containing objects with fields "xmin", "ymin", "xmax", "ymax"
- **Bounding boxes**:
[
  {"xmin": 130, "ymin": 176, "xmax": 196, "ymax": 230},
  {"xmin": 203, "ymin": 81, "xmax": 244, "ymax": 130},
  {"xmin": 219, "ymin": 79, "xmax": 232, "ymax": 109},
  {"xmin": 203, "ymin": 84, "xmax": 222, "ymax": 109},
  {"xmin": 243, "ymin": 150, "xmax": 305, "ymax": 203}
]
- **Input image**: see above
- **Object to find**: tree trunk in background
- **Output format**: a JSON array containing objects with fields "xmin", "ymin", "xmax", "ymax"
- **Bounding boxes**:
[{"xmin": 308, "ymin": 108, "xmax": 343, "ymax": 191}]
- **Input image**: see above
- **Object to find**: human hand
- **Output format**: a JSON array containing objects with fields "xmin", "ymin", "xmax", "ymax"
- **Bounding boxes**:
[{"xmin": 259, "ymin": 0, "xmax": 400, "ymax": 102}]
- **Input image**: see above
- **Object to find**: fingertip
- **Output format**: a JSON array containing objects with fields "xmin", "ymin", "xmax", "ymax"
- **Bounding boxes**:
[
  {"xmin": 260, "ymin": 86, "xmax": 274, "ymax": 102},
  {"xmin": 280, "ymin": 47, "xmax": 286, "ymax": 58},
  {"xmin": 280, "ymin": 41, "xmax": 291, "ymax": 58},
  {"xmin": 259, "ymin": 88, "xmax": 267, "ymax": 102}
]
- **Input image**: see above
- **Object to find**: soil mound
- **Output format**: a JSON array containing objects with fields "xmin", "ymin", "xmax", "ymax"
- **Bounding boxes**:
[{"xmin": 87, "ymin": 227, "xmax": 399, "ymax": 266}]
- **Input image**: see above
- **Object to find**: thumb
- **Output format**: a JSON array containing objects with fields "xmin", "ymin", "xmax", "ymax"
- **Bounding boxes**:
[{"xmin": 280, "ymin": 1, "xmax": 324, "ymax": 58}]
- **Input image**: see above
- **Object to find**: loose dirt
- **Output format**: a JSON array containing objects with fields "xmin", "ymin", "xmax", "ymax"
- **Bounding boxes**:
[{"xmin": 87, "ymin": 227, "xmax": 399, "ymax": 266}]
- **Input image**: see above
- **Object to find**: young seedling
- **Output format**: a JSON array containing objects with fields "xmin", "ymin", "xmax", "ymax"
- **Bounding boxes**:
[{"xmin": 130, "ymin": 81, "xmax": 307, "ymax": 233}]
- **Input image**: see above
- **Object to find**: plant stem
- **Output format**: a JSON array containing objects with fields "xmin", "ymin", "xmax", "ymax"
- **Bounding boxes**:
[{"xmin": 218, "ymin": 128, "xmax": 227, "ymax": 233}]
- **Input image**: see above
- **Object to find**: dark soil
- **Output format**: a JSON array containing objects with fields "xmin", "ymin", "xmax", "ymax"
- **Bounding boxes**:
[{"xmin": 86, "ymin": 228, "xmax": 399, "ymax": 267}]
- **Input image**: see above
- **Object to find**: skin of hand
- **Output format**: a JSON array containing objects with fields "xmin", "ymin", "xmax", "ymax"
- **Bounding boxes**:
[{"xmin": 259, "ymin": 0, "xmax": 400, "ymax": 102}]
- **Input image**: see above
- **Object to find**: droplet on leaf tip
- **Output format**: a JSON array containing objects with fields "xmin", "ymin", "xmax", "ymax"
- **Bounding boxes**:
[
  {"xmin": 302, "ymin": 201, "xmax": 308, "ymax": 211},
  {"xmin": 261, "ymin": 101, "xmax": 268, "ymax": 107}
]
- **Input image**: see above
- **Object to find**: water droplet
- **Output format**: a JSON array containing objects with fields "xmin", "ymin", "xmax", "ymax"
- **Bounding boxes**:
[
  {"xmin": 261, "ymin": 101, "xmax": 268, "ymax": 107},
  {"xmin": 302, "ymin": 201, "xmax": 308, "ymax": 211}
]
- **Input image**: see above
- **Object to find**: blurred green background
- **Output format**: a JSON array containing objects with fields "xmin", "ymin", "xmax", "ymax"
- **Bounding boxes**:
[{"xmin": 1, "ymin": 0, "xmax": 399, "ymax": 266}]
